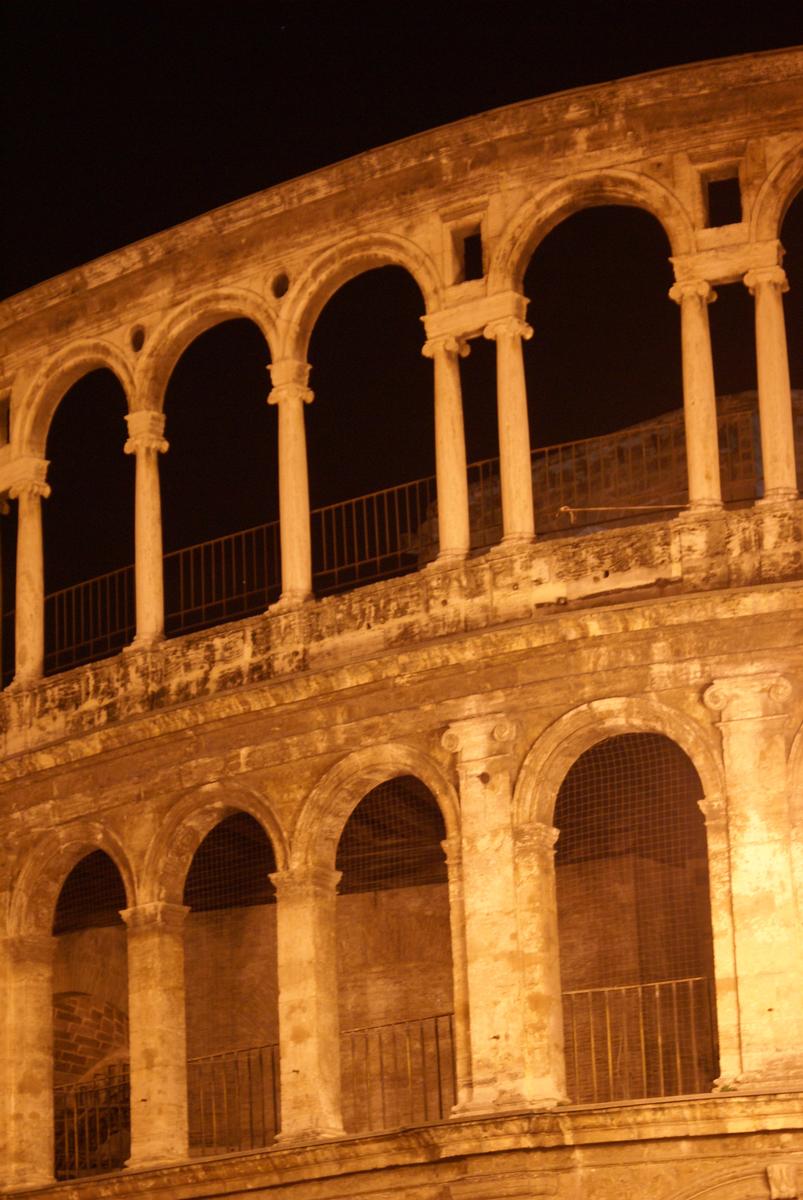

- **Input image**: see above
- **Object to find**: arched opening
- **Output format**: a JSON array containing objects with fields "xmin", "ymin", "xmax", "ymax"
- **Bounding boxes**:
[
  {"xmin": 306, "ymin": 267, "xmax": 433, "ymax": 589},
  {"xmin": 42, "ymin": 370, "xmax": 133, "ymax": 673},
  {"xmin": 554, "ymin": 733, "xmax": 718, "ymax": 1103},
  {"xmin": 51, "ymin": 850, "xmax": 129, "ymax": 1179},
  {"xmin": 334, "ymin": 775, "xmax": 455, "ymax": 1132},
  {"xmin": 161, "ymin": 319, "xmax": 277, "ymax": 634},
  {"xmin": 490, "ymin": 205, "xmax": 686, "ymax": 541},
  {"xmin": 182, "ymin": 812, "xmax": 279, "ymax": 1155}
]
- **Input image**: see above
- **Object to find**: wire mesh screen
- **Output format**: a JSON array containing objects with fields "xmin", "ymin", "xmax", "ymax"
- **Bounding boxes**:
[
  {"xmin": 53, "ymin": 850, "xmax": 127, "ymax": 934},
  {"xmin": 336, "ymin": 775, "xmax": 447, "ymax": 893},
  {"xmin": 182, "ymin": 812, "xmax": 279, "ymax": 1156},
  {"xmin": 554, "ymin": 733, "xmax": 718, "ymax": 1102}
]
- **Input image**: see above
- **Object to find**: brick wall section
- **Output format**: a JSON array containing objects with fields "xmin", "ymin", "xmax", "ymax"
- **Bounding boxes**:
[{"xmin": 52, "ymin": 992, "xmax": 129, "ymax": 1086}]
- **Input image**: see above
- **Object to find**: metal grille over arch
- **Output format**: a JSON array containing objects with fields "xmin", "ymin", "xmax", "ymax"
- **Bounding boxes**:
[
  {"xmin": 554, "ymin": 733, "xmax": 718, "ymax": 1103},
  {"xmin": 335, "ymin": 775, "xmax": 456, "ymax": 1133},
  {"xmin": 181, "ymin": 812, "xmax": 279, "ymax": 1156},
  {"xmin": 51, "ymin": 850, "xmax": 130, "ymax": 1180}
]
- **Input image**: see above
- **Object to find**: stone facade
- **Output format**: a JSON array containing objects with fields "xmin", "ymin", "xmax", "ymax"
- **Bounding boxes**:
[{"xmin": 1, "ymin": 45, "xmax": 802, "ymax": 1200}]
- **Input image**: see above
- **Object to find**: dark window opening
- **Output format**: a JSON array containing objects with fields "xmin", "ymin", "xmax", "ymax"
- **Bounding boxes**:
[
  {"xmin": 706, "ymin": 175, "xmax": 742, "ymax": 228},
  {"xmin": 461, "ymin": 229, "xmax": 484, "ymax": 281}
]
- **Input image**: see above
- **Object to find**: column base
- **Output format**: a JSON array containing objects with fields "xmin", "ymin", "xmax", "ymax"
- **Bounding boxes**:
[
  {"xmin": 716, "ymin": 1053, "xmax": 803, "ymax": 1093},
  {"xmin": 125, "ymin": 1150, "xmax": 188, "ymax": 1172},
  {"xmin": 273, "ymin": 1123, "xmax": 346, "ymax": 1146},
  {"xmin": 427, "ymin": 548, "xmax": 469, "ymax": 569},
  {"xmin": 124, "ymin": 632, "xmax": 165, "ymax": 654},
  {"xmin": 490, "ymin": 533, "xmax": 536, "ymax": 555},
  {"xmin": 6, "ymin": 673, "xmax": 40, "ymax": 692},
  {"xmin": 673, "ymin": 501, "xmax": 722, "ymax": 519},
  {"xmin": 451, "ymin": 1079, "xmax": 563, "ymax": 1116},
  {"xmin": 758, "ymin": 489, "xmax": 800, "ymax": 506},
  {"xmin": 268, "ymin": 589, "xmax": 312, "ymax": 614}
]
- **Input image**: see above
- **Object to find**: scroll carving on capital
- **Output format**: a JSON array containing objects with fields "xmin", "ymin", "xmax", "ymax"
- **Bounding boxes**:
[
  {"xmin": 483, "ymin": 316, "xmax": 533, "ymax": 343},
  {"xmin": 120, "ymin": 901, "xmax": 189, "ymax": 934},
  {"xmin": 422, "ymin": 334, "xmax": 471, "ymax": 360},
  {"xmin": 669, "ymin": 279, "xmax": 716, "ymax": 306},
  {"xmin": 514, "ymin": 820, "xmax": 560, "ymax": 861},
  {"xmin": 269, "ymin": 862, "xmax": 342, "ymax": 900},
  {"xmin": 7, "ymin": 456, "xmax": 51, "ymax": 501},
  {"xmin": 744, "ymin": 265, "xmax": 789, "ymax": 295},
  {"xmin": 703, "ymin": 673, "xmax": 793, "ymax": 722},
  {"xmin": 442, "ymin": 714, "xmax": 518, "ymax": 763},
  {"xmin": 268, "ymin": 357, "xmax": 313, "ymax": 404},
  {"xmin": 124, "ymin": 410, "xmax": 169, "ymax": 456}
]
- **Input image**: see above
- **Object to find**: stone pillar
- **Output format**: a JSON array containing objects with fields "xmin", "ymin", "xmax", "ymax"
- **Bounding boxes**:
[
  {"xmin": 443, "ymin": 716, "xmax": 558, "ymax": 1111},
  {"xmin": 124, "ymin": 411, "xmax": 169, "ymax": 648},
  {"xmin": 483, "ymin": 317, "xmax": 535, "ymax": 544},
  {"xmin": 0, "ymin": 933, "xmax": 55, "ymax": 1188},
  {"xmin": 121, "ymin": 902, "xmax": 189, "ymax": 1168},
  {"xmin": 703, "ymin": 674, "xmax": 803, "ymax": 1086},
  {"xmin": 422, "ymin": 335, "xmax": 471, "ymax": 562},
  {"xmin": 697, "ymin": 793, "xmax": 741, "ymax": 1085},
  {"xmin": 10, "ymin": 460, "xmax": 50, "ymax": 686},
  {"xmin": 512, "ymin": 821, "xmax": 567, "ymax": 1103},
  {"xmin": 442, "ymin": 834, "xmax": 472, "ymax": 1110},
  {"xmin": 271, "ymin": 864, "xmax": 345, "ymax": 1141},
  {"xmin": 744, "ymin": 266, "xmax": 798, "ymax": 502},
  {"xmin": 268, "ymin": 360, "xmax": 313, "ymax": 607},
  {"xmin": 669, "ymin": 279, "xmax": 723, "ymax": 510}
]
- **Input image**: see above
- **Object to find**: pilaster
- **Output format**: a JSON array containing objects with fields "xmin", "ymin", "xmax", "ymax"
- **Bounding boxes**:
[
  {"xmin": 669, "ymin": 277, "xmax": 722, "ymax": 510},
  {"xmin": 8, "ymin": 457, "xmax": 50, "ymax": 686},
  {"xmin": 422, "ymin": 334, "xmax": 471, "ymax": 562},
  {"xmin": 124, "ymin": 410, "xmax": 168, "ymax": 648},
  {"xmin": 744, "ymin": 265, "xmax": 798, "ymax": 503},
  {"xmin": 483, "ymin": 317, "xmax": 535, "ymax": 546},
  {"xmin": 268, "ymin": 359, "xmax": 314, "ymax": 607}
]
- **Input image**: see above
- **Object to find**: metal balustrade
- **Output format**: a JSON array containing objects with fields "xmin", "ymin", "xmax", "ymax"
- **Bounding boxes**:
[
  {"xmin": 54, "ymin": 1064, "xmax": 130, "ymax": 1180},
  {"xmin": 562, "ymin": 975, "xmax": 718, "ymax": 1104},
  {"xmin": 2, "ymin": 399, "xmax": 796, "ymax": 681},
  {"xmin": 341, "ymin": 1012, "xmax": 456, "ymax": 1134},
  {"xmin": 187, "ymin": 1042, "xmax": 280, "ymax": 1156}
]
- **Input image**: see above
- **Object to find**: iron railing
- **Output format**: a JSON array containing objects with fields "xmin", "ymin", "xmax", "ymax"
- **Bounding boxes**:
[
  {"xmin": 562, "ymin": 975, "xmax": 717, "ymax": 1104},
  {"xmin": 54, "ymin": 1064, "xmax": 130, "ymax": 1180},
  {"xmin": 3, "ymin": 399, "xmax": 797, "ymax": 681},
  {"xmin": 187, "ymin": 1042, "xmax": 279, "ymax": 1157},
  {"xmin": 341, "ymin": 1012, "xmax": 456, "ymax": 1134}
]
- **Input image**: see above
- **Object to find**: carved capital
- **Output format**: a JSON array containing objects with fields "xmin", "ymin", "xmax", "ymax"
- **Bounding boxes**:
[
  {"xmin": 442, "ymin": 715, "xmax": 518, "ymax": 763},
  {"xmin": 421, "ymin": 334, "xmax": 471, "ymax": 360},
  {"xmin": 120, "ymin": 901, "xmax": 189, "ymax": 934},
  {"xmin": 7, "ymin": 456, "xmax": 50, "ymax": 501},
  {"xmin": 268, "ymin": 358, "xmax": 311, "ymax": 390},
  {"xmin": 483, "ymin": 316, "xmax": 533, "ymax": 343},
  {"xmin": 124, "ymin": 410, "xmax": 168, "ymax": 455},
  {"xmin": 440, "ymin": 834, "xmax": 462, "ymax": 868},
  {"xmin": 515, "ymin": 820, "xmax": 560, "ymax": 859},
  {"xmin": 697, "ymin": 793, "xmax": 726, "ymax": 829},
  {"xmin": 268, "ymin": 380, "xmax": 314, "ymax": 407},
  {"xmin": 744, "ymin": 265, "xmax": 789, "ymax": 295},
  {"xmin": 270, "ymin": 863, "xmax": 341, "ymax": 900},
  {"xmin": 669, "ymin": 279, "xmax": 716, "ymax": 305},
  {"xmin": 703, "ymin": 674, "xmax": 793, "ymax": 722}
]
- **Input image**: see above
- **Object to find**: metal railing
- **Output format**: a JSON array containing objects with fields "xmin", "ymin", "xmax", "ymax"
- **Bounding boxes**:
[
  {"xmin": 340, "ymin": 1012, "xmax": 456, "ymax": 1134},
  {"xmin": 3, "ymin": 398, "xmax": 797, "ymax": 681},
  {"xmin": 54, "ymin": 1064, "xmax": 130, "ymax": 1180},
  {"xmin": 562, "ymin": 975, "xmax": 717, "ymax": 1104},
  {"xmin": 187, "ymin": 1042, "xmax": 279, "ymax": 1157}
]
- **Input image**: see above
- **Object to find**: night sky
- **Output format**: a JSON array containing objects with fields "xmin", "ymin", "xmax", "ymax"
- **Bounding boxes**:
[{"xmin": 2, "ymin": 2, "xmax": 802, "ymax": 591}]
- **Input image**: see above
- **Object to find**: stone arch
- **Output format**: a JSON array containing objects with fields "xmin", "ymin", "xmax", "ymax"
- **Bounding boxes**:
[
  {"xmin": 291, "ymin": 742, "xmax": 460, "ymax": 870},
  {"xmin": 751, "ymin": 141, "xmax": 803, "ymax": 242},
  {"xmin": 134, "ymin": 287, "xmax": 278, "ymax": 411},
  {"xmin": 489, "ymin": 168, "xmax": 695, "ymax": 295},
  {"xmin": 513, "ymin": 695, "xmax": 724, "ymax": 829},
  {"xmin": 6, "ymin": 821, "xmax": 136, "ymax": 937},
  {"xmin": 14, "ymin": 339, "xmax": 135, "ymax": 458},
  {"xmin": 279, "ymin": 232, "xmax": 442, "ymax": 363},
  {"xmin": 661, "ymin": 1164, "xmax": 773, "ymax": 1199},
  {"xmin": 140, "ymin": 780, "xmax": 289, "ymax": 906}
]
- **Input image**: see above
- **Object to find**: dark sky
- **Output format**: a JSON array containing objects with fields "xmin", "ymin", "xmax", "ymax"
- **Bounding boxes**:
[{"xmin": 2, "ymin": 2, "xmax": 802, "ymax": 591}]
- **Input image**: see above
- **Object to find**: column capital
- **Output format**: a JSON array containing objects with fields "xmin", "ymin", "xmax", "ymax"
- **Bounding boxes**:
[
  {"xmin": 483, "ymin": 316, "xmax": 533, "ymax": 343},
  {"xmin": 124, "ymin": 409, "xmax": 168, "ymax": 455},
  {"xmin": 442, "ymin": 714, "xmax": 518, "ymax": 762},
  {"xmin": 270, "ymin": 862, "xmax": 342, "ymax": 900},
  {"xmin": 514, "ymin": 820, "xmax": 559, "ymax": 860},
  {"xmin": 421, "ymin": 334, "xmax": 471, "ymax": 359},
  {"xmin": 697, "ymin": 793, "xmax": 727, "ymax": 829},
  {"xmin": 269, "ymin": 357, "xmax": 312, "ymax": 390},
  {"xmin": 744, "ymin": 265, "xmax": 789, "ymax": 295},
  {"xmin": 120, "ymin": 901, "xmax": 189, "ymax": 933},
  {"xmin": 703, "ymin": 673, "xmax": 793, "ymax": 721},
  {"xmin": 7, "ymin": 456, "xmax": 50, "ymax": 500},
  {"xmin": 440, "ymin": 833, "xmax": 463, "ymax": 867},
  {"xmin": 669, "ymin": 278, "xmax": 716, "ymax": 305}
]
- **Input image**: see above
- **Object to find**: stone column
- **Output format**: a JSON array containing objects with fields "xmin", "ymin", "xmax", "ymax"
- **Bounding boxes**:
[
  {"xmin": 442, "ymin": 834, "xmax": 472, "ymax": 1110},
  {"xmin": 512, "ymin": 821, "xmax": 567, "ymax": 1103},
  {"xmin": 121, "ymin": 902, "xmax": 189, "ymax": 1168},
  {"xmin": 703, "ymin": 674, "xmax": 803, "ymax": 1086},
  {"xmin": 483, "ymin": 317, "xmax": 535, "ymax": 544},
  {"xmin": 422, "ymin": 335, "xmax": 471, "ymax": 562},
  {"xmin": 0, "ymin": 933, "xmax": 55, "ymax": 1188},
  {"xmin": 669, "ymin": 279, "xmax": 723, "ymax": 510},
  {"xmin": 271, "ymin": 864, "xmax": 345, "ymax": 1141},
  {"xmin": 443, "ymin": 716, "xmax": 558, "ymax": 1111},
  {"xmin": 697, "ymin": 793, "xmax": 741, "ymax": 1085},
  {"xmin": 268, "ymin": 360, "xmax": 313, "ymax": 607},
  {"xmin": 744, "ymin": 266, "xmax": 798, "ymax": 502},
  {"xmin": 124, "ymin": 411, "xmax": 169, "ymax": 648},
  {"xmin": 10, "ymin": 460, "xmax": 50, "ymax": 686}
]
